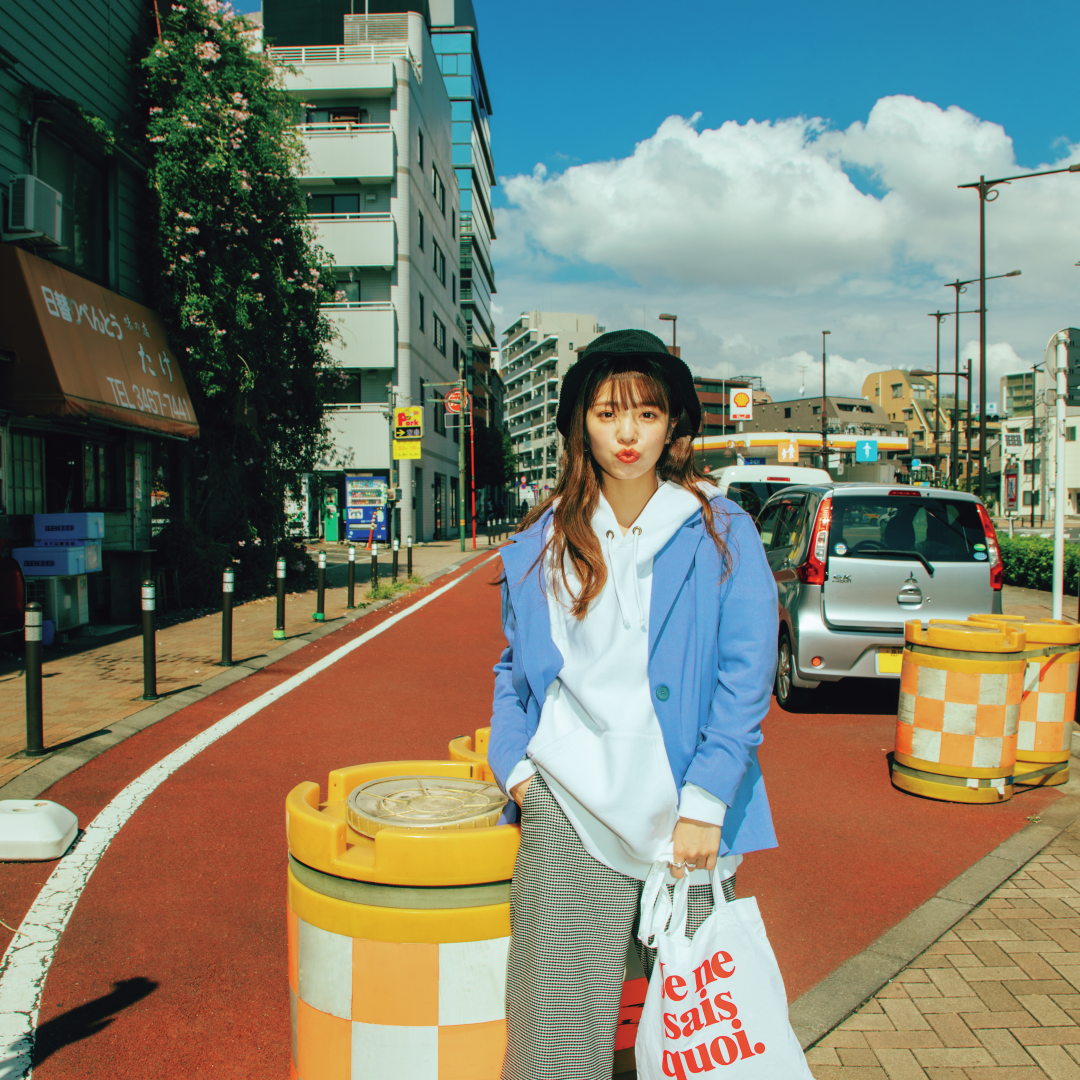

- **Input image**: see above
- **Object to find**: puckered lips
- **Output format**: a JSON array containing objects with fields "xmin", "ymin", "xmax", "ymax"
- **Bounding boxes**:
[{"xmin": 615, "ymin": 449, "xmax": 641, "ymax": 463}]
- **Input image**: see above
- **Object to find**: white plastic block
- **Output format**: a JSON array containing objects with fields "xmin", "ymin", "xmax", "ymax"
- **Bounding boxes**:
[{"xmin": 0, "ymin": 800, "xmax": 78, "ymax": 860}]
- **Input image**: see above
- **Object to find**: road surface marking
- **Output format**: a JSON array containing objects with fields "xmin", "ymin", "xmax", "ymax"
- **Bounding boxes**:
[{"xmin": 0, "ymin": 553, "xmax": 501, "ymax": 1079}]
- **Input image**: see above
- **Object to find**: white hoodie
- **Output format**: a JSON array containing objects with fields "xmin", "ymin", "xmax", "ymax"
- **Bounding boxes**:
[{"xmin": 506, "ymin": 481, "xmax": 743, "ymax": 883}]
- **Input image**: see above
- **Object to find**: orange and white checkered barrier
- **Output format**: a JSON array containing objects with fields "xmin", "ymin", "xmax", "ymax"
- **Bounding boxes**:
[
  {"xmin": 968, "ymin": 617, "xmax": 1079, "ymax": 786},
  {"xmin": 892, "ymin": 621, "xmax": 1026, "ymax": 803}
]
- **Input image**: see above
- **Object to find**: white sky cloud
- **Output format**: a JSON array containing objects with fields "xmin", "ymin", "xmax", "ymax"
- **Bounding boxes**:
[{"xmin": 494, "ymin": 96, "xmax": 1080, "ymax": 405}]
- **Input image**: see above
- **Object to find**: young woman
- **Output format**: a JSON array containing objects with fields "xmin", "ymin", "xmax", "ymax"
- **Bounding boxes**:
[{"xmin": 489, "ymin": 329, "xmax": 778, "ymax": 1080}]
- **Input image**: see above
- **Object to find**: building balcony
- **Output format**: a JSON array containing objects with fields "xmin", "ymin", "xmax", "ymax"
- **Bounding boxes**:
[
  {"xmin": 311, "ymin": 214, "xmax": 396, "ymax": 270},
  {"xmin": 298, "ymin": 124, "xmax": 395, "ymax": 185},
  {"xmin": 322, "ymin": 303, "xmax": 396, "ymax": 368},
  {"xmin": 272, "ymin": 55, "xmax": 400, "ymax": 100}
]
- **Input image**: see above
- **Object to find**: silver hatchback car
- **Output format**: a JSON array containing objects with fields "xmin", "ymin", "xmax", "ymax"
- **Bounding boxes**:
[{"xmin": 754, "ymin": 482, "xmax": 1004, "ymax": 708}]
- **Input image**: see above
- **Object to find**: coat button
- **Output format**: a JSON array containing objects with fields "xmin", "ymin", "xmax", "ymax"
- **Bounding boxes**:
[{"xmin": 656, "ymin": 684, "xmax": 670, "ymax": 702}]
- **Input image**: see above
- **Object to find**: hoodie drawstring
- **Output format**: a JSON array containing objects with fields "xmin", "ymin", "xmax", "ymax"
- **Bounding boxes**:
[{"xmin": 605, "ymin": 527, "xmax": 647, "ymax": 632}]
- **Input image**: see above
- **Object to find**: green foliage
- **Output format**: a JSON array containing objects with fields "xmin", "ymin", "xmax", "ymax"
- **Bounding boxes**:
[
  {"xmin": 139, "ymin": 0, "xmax": 336, "ymax": 548},
  {"xmin": 473, "ymin": 421, "xmax": 515, "ymax": 489},
  {"xmin": 997, "ymin": 535, "xmax": 1079, "ymax": 595}
]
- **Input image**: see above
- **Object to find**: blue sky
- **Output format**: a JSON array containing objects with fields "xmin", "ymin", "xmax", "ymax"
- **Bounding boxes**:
[{"xmin": 246, "ymin": 0, "xmax": 1080, "ymax": 399}]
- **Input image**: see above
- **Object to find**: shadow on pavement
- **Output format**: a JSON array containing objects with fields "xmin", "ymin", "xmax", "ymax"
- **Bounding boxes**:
[
  {"xmin": 31, "ymin": 977, "xmax": 159, "ymax": 1067},
  {"xmin": 40, "ymin": 728, "xmax": 112, "ymax": 755},
  {"xmin": 777, "ymin": 677, "xmax": 901, "ymax": 716}
]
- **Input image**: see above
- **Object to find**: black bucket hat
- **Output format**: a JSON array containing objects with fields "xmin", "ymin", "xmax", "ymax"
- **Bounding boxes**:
[{"xmin": 555, "ymin": 329, "xmax": 700, "ymax": 437}]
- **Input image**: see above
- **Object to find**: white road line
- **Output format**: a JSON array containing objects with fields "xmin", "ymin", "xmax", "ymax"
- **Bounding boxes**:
[{"xmin": 0, "ymin": 553, "xmax": 500, "ymax": 1079}]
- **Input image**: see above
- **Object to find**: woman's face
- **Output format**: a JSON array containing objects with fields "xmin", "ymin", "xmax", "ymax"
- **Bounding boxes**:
[{"xmin": 585, "ymin": 379, "xmax": 672, "ymax": 483}]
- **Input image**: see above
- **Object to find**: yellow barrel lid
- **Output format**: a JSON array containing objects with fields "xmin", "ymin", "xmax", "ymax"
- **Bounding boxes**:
[
  {"xmin": 346, "ymin": 775, "xmax": 508, "ymax": 838},
  {"xmin": 967, "ymin": 614, "xmax": 1080, "ymax": 646},
  {"xmin": 905, "ymin": 619, "xmax": 1026, "ymax": 653}
]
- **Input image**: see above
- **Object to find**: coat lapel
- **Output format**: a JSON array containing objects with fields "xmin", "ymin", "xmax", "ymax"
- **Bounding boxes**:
[{"xmin": 649, "ymin": 516, "xmax": 705, "ymax": 658}]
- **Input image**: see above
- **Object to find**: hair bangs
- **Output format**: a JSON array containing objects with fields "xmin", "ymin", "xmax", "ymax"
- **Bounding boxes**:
[{"xmin": 590, "ymin": 367, "xmax": 671, "ymax": 415}]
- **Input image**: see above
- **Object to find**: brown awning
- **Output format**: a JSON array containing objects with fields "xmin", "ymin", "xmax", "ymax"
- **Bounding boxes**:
[{"xmin": 0, "ymin": 245, "xmax": 199, "ymax": 438}]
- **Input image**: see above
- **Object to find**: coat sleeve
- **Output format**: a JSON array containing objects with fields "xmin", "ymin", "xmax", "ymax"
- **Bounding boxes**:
[
  {"xmin": 682, "ymin": 508, "xmax": 778, "ymax": 807},
  {"xmin": 487, "ymin": 577, "xmax": 532, "ymax": 793}
]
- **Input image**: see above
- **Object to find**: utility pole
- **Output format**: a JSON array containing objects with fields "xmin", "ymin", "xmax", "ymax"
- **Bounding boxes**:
[
  {"xmin": 458, "ymin": 374, "xmax": 466, "ymax": 551},
  {"xmin": 821, "ymin": 331, "xmax": 831, "ymax": 463}
]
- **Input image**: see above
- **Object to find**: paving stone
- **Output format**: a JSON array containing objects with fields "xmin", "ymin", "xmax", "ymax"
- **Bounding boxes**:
[
  {"xmin": 872, "ymin": 1048, "xmax": 930, "ymax": 1079},
  {"xmin": 925, "ymin": 1013, "xmax": 980, "ymax": 1047},
  {"xmin": 840, "ymin": 1049, "xmax": 882, "ymax": 1066},
  {"xmin": 1028, "ymin": 1044, "xmax": 1080, "ymax": 1079},
  {"xmin": 976, "ymin": 1027, "xmax": 1037, "ymax": 1065},
  {"xmin": 911, "ymin": 1047, "xmax": 996, "ymax": 1067}
]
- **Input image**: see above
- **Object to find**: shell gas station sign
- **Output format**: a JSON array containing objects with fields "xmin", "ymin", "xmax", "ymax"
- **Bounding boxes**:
[{"xmin": 729, "ymin": 389, "xmax": 753, "ymax": 421}]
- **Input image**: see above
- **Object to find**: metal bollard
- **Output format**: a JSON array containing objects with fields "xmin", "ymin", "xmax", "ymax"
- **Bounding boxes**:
[
  {"xmin": 142, "ymin": 579, "xmax": 158, "ymax": 701},
  {"xmin": 371, "ymin": 542, "xmax": 379, "ymax": 588},
  {"xmin": 392, "ymin": 537, "xmax": 399, "ymax": 583},
  {"xmin": 407, "ymin": 535, "xmax": 413, "ymax": 578},
  {"xmin": 274, "ymin": 558, "xmax": 286, "ymax": 640},
  {"xmin": 23, "ymin": 602, "xmax": 46, "ymax": 757},
  {"xmin": 314, "ymin": 551, "xmax": 326, "ymax": 621},
  {"xmin": 219, "ymin": 567, "xmax": 234, "ymax": 666},
  {"xmin": 347, "ymin": 545, "xmax": 356, "ymax": 609}
]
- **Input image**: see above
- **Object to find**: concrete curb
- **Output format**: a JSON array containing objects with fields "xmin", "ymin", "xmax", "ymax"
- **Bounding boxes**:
[
  {"xmin": 0, "ymin": 547, "xmax": 497, "ymax": 802},
  {"xmin": 790, "ymin": 765, "xmax": 1080, "ymax": 1049}
]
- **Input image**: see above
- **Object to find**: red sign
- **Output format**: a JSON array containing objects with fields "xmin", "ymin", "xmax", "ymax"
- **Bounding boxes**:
[{"xmin": 444, "ymin": 388, "xmax": 469, "ymax": 414}]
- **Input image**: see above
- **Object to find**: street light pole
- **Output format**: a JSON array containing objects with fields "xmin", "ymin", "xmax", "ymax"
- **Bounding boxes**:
[
  {"xmin": 1053, "ymin": 332, "xmax": 1070, "ymax": 620},
  {"xmin": 958, "ymin": 161, "xmax": 1078, "ymax": 497},
  {"xmin": 821, "ymin": 330, "xmax": 831, "ymax": 462},
  {"xmin": 943, "ymin": 271, "xmax": 1018, "ymax": 491},
  {"xmin": 928, "ymin": 312, "xmax": 948, "ymax": 473},
  {"xmin": 1028, "ymin": 360, "xmax": 1046, "ymax": 530}
]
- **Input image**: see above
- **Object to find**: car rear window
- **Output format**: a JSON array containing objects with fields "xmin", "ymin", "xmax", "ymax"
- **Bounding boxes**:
[
  {"xmin": 829, "ymin": 495, "xmax": 986, "ymax": 563},
  {"xmin": 726, "ymin": 482, "xmax": 796, "ymax": 519}
]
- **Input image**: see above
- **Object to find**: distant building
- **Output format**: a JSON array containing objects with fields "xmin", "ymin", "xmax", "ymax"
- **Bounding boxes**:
[
  {"xmin": 745, "ymin": 396, "xmax": 905, "ymax": 439},
  {"xmin": 499, "ymin": 312, "xmax": 602, "ymax": 492},
  {"xmin": 693, "ymin": 377, "xmax": 754, "ymax": 437},
  {"xmin": 1001, "ymin": 370, "xmax": 1046, "ymax": 418}
]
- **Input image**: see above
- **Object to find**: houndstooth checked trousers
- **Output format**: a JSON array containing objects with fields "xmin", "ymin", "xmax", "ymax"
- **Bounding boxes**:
[{"xmin": 501, "ymin": 773, "xmax": 736, "ymax": 1080}]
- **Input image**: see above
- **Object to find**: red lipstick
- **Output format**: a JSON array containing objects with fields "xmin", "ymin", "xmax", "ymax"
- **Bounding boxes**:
[{"xmin": 615, "ymin": 449, "xmax": 640, "ymax": 463}]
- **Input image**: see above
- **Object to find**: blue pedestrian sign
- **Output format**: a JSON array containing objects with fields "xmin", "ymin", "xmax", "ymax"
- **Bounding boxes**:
[
  {"xmin": 911, "ymin": 458, "xmax": 922, "ymax": 469},
  {"xmin": 855, "ymin": 439, "xmax": 878, "ymax": 463}
]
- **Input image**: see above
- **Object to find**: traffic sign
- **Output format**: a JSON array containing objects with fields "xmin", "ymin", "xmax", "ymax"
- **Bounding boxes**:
[
  {"xmin": 1045, "ymin": 328, "xmax": 1080, "ymax": 406},
  {"xmin": 778, "ymin": 440, "xmax": 799, "ymax": 463},
  {"xmin": 444, "ymin": 388, "xmax": 469, "ymax": 414},
  {"xmin": 393, "ymin": 439, "xmax": 421, "ymax": 460},
  {"xmin": 394, "ymin": 406, "xmax": 423, "ymax": 440},
  {"xmin": 911, "ymin": 458, "xmax": 922, "ymax": 469},
  {"xmin": 855, "ymin": 439, "xmax": 878, "ymax": 463}
]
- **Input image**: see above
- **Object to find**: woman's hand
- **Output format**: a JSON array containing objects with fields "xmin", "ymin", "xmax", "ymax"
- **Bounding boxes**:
[
  {"xmin": 510, "ymin": 775, "xmax": 533, "ymax": 808},
  {"xmin": 670, "ymin": 817, "xmax": 721, "ymax": 879}
]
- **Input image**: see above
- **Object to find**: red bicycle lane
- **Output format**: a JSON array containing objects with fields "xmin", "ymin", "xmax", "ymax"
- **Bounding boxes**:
[{"xmin": 1, "ymin": 546, "xmax": 1062, "ymax": 1078}]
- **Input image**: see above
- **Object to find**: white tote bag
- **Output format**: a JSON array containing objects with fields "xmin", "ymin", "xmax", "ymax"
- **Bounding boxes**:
[{"xmin": 635, "ymin": 863, "xmax": 813, "ymax": 1080}]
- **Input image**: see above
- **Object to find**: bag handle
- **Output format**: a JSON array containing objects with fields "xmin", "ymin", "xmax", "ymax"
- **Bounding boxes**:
[{"xmin": 637, "ymin": 861, "xmax": 673, "ymax": 947}]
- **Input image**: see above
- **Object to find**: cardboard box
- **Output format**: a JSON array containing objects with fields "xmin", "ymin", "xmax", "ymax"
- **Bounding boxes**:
[
  {"xmin": 13, "ymin": 547, "xmax": 87, "ymax": 576},
  {"xmin": 33, "ymin": 540, "xmax": 102, "ymax": 572},
  {"xmin": 33, "ymin": 513, "xmax": 105, "ymax": 541}
]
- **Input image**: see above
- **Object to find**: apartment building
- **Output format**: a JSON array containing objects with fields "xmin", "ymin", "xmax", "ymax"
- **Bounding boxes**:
[
  {"xmin": 500, "ymin": 312, "xmax": 602, "ymax": 493},
  {"xmin": 265, "ymin": 5, "xmax": 467, "ymax": 541},
  {"xmin": 998, "ymin": 407, "xmax": 1080, "ymax": 517},
  {"xmin": 1001, "ymin": 369, "xmax": 1047, "ymax": 417},
  {"xmin": 745, "ymin": 397, "xmax": 905, "ymax": 439}
]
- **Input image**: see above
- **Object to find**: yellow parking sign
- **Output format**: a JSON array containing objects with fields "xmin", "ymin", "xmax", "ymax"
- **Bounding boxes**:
[
  {"xmin": 393, "ymin": 439, "xmax": 421, "ymax": 460},
  {"xmin": 394, "ymin": 406, "xmax": 423, "ymax": 440}
]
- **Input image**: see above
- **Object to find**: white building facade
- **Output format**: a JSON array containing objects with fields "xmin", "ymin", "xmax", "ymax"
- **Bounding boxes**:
[
  {"xmin": 499, "ymin": 311, "xmax": 602, "ymax": 500},
  {"xmin": 999, "ymin": 409, "xmax": 1080, "ymax": 519},
  {"xmin": 269, "ymin": 11, "xmax": 467, "ymax": 541}
]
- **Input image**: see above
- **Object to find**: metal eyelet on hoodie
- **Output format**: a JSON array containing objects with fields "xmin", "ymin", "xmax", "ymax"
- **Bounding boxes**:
[
  {"xmin": 632, "ymin": 527, "xmax": 642, "ymax": 536},
  {"xmin": 605, "ymin": 530, "xmax": 615, "ymax": 539}
]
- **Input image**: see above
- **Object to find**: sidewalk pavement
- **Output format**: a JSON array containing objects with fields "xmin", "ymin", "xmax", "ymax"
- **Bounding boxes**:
[
  {"xmin": 807, "ymin": 812, "xmax": 1080, "ymax": 1080},
  {"xmin": 0, "ymin": 538, "xmax": 493, "ymax": 791}
]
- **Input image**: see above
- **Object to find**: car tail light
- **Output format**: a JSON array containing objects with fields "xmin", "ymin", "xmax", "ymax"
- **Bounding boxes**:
[
  {"xmin": 794, "ymin": 495, "xmax": 832, "ymax": 585},
  {"xmin": 766, "ymin": 476, "xmax": 791, "ymax": 481},
  {"xmin": 888, "ymin": 489, "xmax": 922, "ymax": 496},
  {"xmin": 976, "ymin": 502, "xmax": 1003, "ymax": 590}
]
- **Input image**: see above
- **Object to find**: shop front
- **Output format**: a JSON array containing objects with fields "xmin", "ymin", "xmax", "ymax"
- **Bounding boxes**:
[{"xmin": 0, "ymin": 245, "xmax": 200, "ymax": 627}]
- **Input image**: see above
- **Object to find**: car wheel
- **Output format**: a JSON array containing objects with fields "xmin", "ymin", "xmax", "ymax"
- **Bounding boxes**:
[{"xmin": 775, "ymin": 631, "xmax": 806, "ymax": 710}]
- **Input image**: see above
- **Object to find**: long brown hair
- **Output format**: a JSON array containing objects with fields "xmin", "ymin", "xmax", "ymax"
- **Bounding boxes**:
[{"xmin": 517, "ymin": 358, "xmax": 731, "ymax": 618}]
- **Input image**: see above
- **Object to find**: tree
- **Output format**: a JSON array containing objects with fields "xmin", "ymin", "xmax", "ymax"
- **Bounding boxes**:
[{"xmin": 139, "ymin": 0, "xmax": 336, "ymax": 588}]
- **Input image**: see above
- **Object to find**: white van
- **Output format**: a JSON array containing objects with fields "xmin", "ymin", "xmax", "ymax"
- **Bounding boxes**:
[{"xmin": 710, "ymin": 464, "xmax": 832, "ymax": 520}]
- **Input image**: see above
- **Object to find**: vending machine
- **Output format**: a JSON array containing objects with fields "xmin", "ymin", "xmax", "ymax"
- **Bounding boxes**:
[
  {"xmin": 323, "ymin": 489, "xmax": 341, "ymax": 543},
  {"xmin": 344, "ymin": 474, "xmax": 388, "ymax": 543}
]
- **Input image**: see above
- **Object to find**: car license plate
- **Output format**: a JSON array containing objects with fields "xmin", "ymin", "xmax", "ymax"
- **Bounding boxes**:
[{"xmin": 876, "ymin": 647, "xmax": 903, "ymax": 674}]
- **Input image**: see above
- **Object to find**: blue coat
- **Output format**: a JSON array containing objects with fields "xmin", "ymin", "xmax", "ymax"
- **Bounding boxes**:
[{"xmin": 489, "ymin": 494, "xmax": 779, "ymax": 857}]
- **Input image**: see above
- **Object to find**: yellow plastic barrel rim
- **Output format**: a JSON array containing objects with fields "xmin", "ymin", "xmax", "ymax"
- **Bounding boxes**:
[
  {"xmin": 1013, "ymin": 762, "xmax": 1069, "ymax": 786},
  {"xmin": 892, "ymin": 759, "xmax": 1010, "ymax": 789},
  {"xmin": 905, "ymin": 619, "xmax": 1026, "ymax": 653},
  {"xmin": 288, "ymin": 854, "xmax": 512, "ymax": 909},
  {"xmin": 967, "ymin": 613, "xmax": 1080, "ymax": 646},
  {"xmin": 892, "ymin": 751, "xmax": 1011, "ymax": 780}
]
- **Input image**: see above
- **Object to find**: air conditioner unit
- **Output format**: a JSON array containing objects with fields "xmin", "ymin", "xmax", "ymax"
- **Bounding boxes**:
[{"xmin": 7, "ymin": 174, "xmax": 63, "ymax": 244}]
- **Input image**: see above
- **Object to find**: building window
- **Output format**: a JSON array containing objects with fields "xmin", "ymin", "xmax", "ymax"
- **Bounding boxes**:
[
  {"xmin": 452, "ymin": 209, "xmax": 456, "ymax": 238},
  {"xmin": 418, "ymin": 293, "xmax": 425, "ymax": 332},
  {"xmin": 433, "ymin": 391, "xmax": 445, "ymax": 436},
  {"xmin": 1023, "ymin": 459, "xmax": 1042, "ymax": 475},
  {"xmin": 432, "ymin": 167, "xmax": 446, "ymax": 214},
  {"xmin": 308, "ymin": 193, "xmax": 361, "ymax": 216},
  {"xmin": 1024, "ymin": 428, "xmax": 1037, "ymax": 444},
  {"xmin": 306, "ymin": 107, "xmax": 367, "ymax": 126},
  {"xmin": 890, "ymin": 383, "xmax": 903, "ymax": 398},
  {"xmin": 784, "ymin": 407, "xmax": 791, "ymax": 419},
  {"xmin": 36, "ymin": 131, "xmax": 106, "ymax": 284},
  {"xmin": 1068, "ymin": 427, "xmax": 1077, "ymax": 442},
  {"xmin": 418, "ymin": 129, "xmax": 424, "ymax": 168},
  {"xmin": 418, "ymin": 211, "xmax": 425, "ymax": 251},
  {"xmin": 10, "ymin": 431, "xmax": 45, "ymax": 515},
  {"xmin": 433, "ymin": 314, "xmax": 446, "ymax": 355},
  {"xmin": 1023, "ymin": 490, "xmax": 1041, "ymax": 506},
  {"xmin": 902, "ymin": 409, "xmax": 914, "ymax": 420},
  {"xmin": 812, "ymin": 405, "xmax": 821, "ymax": 415},
  {"xmin": 433, "ymin": 242, "xmax": 446, "ymax": 285},
  {"xmin": 452, "ymin": 340, "xmax": 460, "ymax": 372},
  {"xmin": 452, "ymin": 272, "xmax": 456, "ymax": 303}
]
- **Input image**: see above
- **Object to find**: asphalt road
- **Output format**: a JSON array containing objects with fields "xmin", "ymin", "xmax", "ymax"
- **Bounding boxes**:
[{"xmin": 0, "ymin": 551, "xmax": 1062, "ymax": 1079}]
